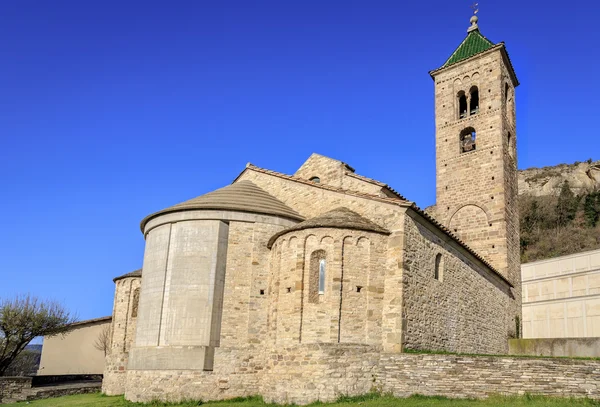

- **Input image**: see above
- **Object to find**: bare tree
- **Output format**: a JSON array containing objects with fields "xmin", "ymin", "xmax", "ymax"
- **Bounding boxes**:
[
  {"xmin": 0, "ymin": 295, "xmax": 76, "ymax": 376},
  {"xmin": 93, "ymin": 324, "xmax": 112, "ymax": 356}
]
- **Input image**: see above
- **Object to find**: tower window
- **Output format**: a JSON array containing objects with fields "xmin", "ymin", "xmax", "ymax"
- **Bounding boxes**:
[
  {"xmin": 309, "ymin": 250, "xmax": 326, "ymax": 303},
  {"xmin": 434, "ymin": 254, "xmax": 444, "ymax": 281},
  {"xmin": 505, "ymin": 83, "xmax": 509, "ymax": 102},
  {"xmin": 458, "ymin": 91, "xmax": 467, "ymax": 119},
  {"xmin": 460, "ymin": 127, "xmax": 476, "ymax": 153},
  {"xmin": 469, "ymin": 86, "xmax": 479, "ymax": 115},
  {"xmin": 309, "ymin": 176, "xmax": 320, "ymax": 183}
]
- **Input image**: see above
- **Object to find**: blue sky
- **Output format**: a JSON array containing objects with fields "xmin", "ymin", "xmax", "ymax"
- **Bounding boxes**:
[{"xmin": 0, "ymin": 1, "xmax": 598, "ymax": 322}]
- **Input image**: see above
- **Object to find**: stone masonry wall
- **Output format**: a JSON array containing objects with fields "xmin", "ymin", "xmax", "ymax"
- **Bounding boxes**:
[
  {"xmin": 124, "ymin": 346, "xmax": 263, "ymax": 403},
  {"xmin": 268, "ymin": 229, "xmax": 387, "ymax": 347},
  {"xmin": 0, "ymin": 377, "xmax": 32, "ymax": 403},
  {"xmin": 102, "ymin": 276, "xmax": 140, "ymax": 395},
  {"xmin": 379, "ymin": 353, "xmax": 600, "ymax": 400},
  {"xmin": 401, "ymin": 211, "xmax": 513, "ymax": 354},
  {"xmin": 262, "ymin": 344, "xmax": 381, "ymax": 405}
]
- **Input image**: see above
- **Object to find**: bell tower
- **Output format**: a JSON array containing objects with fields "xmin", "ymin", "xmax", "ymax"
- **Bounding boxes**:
[{"xmin": 430, "ymin": 14, "xmax": 520, "ymax": 319}]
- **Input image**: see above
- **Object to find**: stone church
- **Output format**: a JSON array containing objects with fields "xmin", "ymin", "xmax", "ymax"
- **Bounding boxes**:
[{"xmin": 103, "ymin": 15, "xmax": 521, "ymax": 404}]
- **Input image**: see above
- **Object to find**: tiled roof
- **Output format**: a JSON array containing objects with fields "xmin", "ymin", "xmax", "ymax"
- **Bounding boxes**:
[
  {"xmin": 267, "ymin": 207, "xmax": 390, "ymax": 248},
  {"xmin": 237, "ymin": 164, "xmax": 513, "ymax": 288},
  {"xmin": 443, "ymin": 29, "xmax": 495, "ymax": 68},
  {"xmin": 140, "ymin": 180, "xmax": 304, "ymax": 231},
  {"xmin": 344, "ymin": 172, "xmax": 408, "ymax": 201},
  {"xmin": 68, "ymin": 316, "xmax": 112, "ymax": 328},
  {"xmin": 113, "ymin": 269, "xmax": 142, "ymax": 282}
]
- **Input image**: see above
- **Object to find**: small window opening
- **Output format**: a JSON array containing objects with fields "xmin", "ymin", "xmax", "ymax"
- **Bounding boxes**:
[
  {"xmin": 458, "ymin": 92, "xmax": 467, "ymax": 119},
  {"xmin": 356, "ymin": 286, "xmax": 363, "ymax": 293},
  {"xmin": 319, "ymin": 259, "xmax": 326, "ymax": 294},
  {"xmin": 260, "ymin": 289, "xmax": 265, "ymax": 295},
  {"xmin": 505, "ymin": 83, "xmax": 509, "ymax": 102},
  {"xmin": 309, "ymin": 250, "xmax": 326, "ymax": 303},
  {"xmin": 460, "ymin": 127, "xmax": 476, "ymax": 153},
  {"xmin": 287, "ymin": 287, "xmax": 292, "ymax": 293},
  {"xmin": 469, "ymin": 86, "xmax": 479, "ymax": 115},
  {"xmin": 434, "ymin": 254, "xmax": 443, "ymax": 281},
  {"xmin": 309, "ymin": 176, "xmax": 320, "ymax": 183}
]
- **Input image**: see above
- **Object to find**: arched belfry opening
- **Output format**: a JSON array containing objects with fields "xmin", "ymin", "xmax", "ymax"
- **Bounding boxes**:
[
  {"xmin": 460, "ymin": 127, "xmax": 477, "ymax": 153},
  {"xmin": 469, "ymin": 86, "xmax": 479, "ymax": 115},
  {"xmin": 458, "ymin": 91, "xmax": 468, "ymax": 119}
]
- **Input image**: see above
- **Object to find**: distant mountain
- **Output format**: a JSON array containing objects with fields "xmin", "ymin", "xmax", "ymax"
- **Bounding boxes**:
[
  {"xmin": 519, "ymin": 160, "xmax": 600, "ymax": 263},
  {"xmin": 25, "ymin": 344, "xmax": 43, "ymax": 354},
  {"xmin": 519, "ymin": 159, "xmax": 600, "ymax": 197}
]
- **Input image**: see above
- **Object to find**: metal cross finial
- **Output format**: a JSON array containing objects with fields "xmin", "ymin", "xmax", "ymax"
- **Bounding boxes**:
[{"xmin": 471, "ymin": 2, "xmax": 479, "ymax": 15}]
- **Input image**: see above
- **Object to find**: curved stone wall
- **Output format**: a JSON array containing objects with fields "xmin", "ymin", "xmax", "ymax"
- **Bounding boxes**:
[
  {"xmin": 268, "ymin": 228, "xmax": 388, "ymax": 347},
  {"xmin": 126, "ymin": 210, "xmax": 297, "ymax": 383}
]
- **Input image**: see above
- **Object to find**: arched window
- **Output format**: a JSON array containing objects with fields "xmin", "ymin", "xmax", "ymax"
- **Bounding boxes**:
[
  {"xmin": 460, "ymin": 127, "xmax": 476, "ymax": 153},
  {"xmin": 434, "ymin": 254, "xmax": 443, "ymax": 281},
  {"xmin": 309, "ymin": 250, "xmax": 326, "ymax": 303},
  {"xmin": 309, "ymin": 176, "xmax": 321, "ymax": 183},
  {"xmin": 458, "ymin": 91, "xmax": 467, "ymax": 119},
  {"xmin": 469, "ymin": 86, "xmax": 479, "ymax": 115}
]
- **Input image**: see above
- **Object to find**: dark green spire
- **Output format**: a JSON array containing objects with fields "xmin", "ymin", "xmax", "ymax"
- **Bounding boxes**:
[{"xmin": 442, "ymin": 15, "xmax": 495, "ymax": 68}]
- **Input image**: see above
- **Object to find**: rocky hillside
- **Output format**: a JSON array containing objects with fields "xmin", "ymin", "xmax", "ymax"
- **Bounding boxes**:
[
  {"xmin": 518, "ymin": 159, "xmax": 600, "ymax": 197},
  {"xmin": 518, "ymin": 159, "xmax": 600, "ymax": 263}
]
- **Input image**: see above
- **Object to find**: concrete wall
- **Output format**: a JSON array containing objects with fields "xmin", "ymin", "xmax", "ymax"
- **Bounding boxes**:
[
  {"xmin": 522, "ymin": 248, "xmax": 600, "ymax": 338},
  {"xmin": 37, "ymin": 318, "xmax": 111, "ymax": 376},
  {"xmin": 509, "ymin": 338, "xmax": 600, "ymax": 358},
  {"xmin": 130, "ymin": 218, "xmax": 230, "ymax": 371}
]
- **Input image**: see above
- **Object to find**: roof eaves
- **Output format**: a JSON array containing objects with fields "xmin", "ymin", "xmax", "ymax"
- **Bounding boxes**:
[
  {"xmin": 408, "ymin": 203, "xmax": 514, "ymax": 288},
  {"xmin": 236, "ymin": 164, "xmax": 512, "ymax": 287},
  {"xmin": 68, "ymin": 316, "xmax": 112, "ymax": 328},
  {"xmin": 430, "ymin": 43, "xmax": 505, "ymax": 79},
  {"xmin": 238, "ymin": 164, "xmax": 408, "ymax": 206},
  {"xmin": 344, "ymin": 172, "xmax": 409, "ymax": 201}
]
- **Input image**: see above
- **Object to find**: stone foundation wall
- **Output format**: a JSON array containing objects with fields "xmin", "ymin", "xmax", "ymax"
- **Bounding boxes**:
[
  {"xmin": 0, "ymin": 377, "xmax": 32, "ymax": 403},
  {"xmin": 262, "ymin": 344, "xmax": 381, "ymax": 405},
  {"xmin": 124, "ymin": 346, "xmax": 263, "ymax": 403},
  {"xmin": 379, "ymin": 353, "xmax": 600, "ymax": 400}
]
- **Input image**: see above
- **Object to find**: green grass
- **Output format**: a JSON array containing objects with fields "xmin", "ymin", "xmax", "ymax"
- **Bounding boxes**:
[{"xmin": 5, "ymin": 392, "xmax": 600, "ymax": 407}]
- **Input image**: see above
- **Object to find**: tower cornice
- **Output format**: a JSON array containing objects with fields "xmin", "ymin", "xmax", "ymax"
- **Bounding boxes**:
[{"xmin": 429, "ymin": 43, "xmax": 519, "ymax": 87}]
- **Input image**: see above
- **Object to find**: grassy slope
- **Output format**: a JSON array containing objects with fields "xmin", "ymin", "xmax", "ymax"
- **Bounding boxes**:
[{"xmin": 5, "ymin": 393, "xmax": 600, "ymax": 407}]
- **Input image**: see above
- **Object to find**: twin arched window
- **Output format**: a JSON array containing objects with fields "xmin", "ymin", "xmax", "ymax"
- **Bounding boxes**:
[{"xmin": 457, "ymin": 86, "xmax": 479, "ymax": 119}]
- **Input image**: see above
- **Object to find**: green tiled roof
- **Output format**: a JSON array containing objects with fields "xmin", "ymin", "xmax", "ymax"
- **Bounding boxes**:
[{"xmin": 443, "ymin": 30, "xmax": 495, "ymax": 67}]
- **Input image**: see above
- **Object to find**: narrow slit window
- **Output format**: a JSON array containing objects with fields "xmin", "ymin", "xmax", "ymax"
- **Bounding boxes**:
[
  {"xmin": 309, "ymin": 250, "xmax": 326, "ymax": 303},
  {"xmin": 319, "ymin": 259, "xmax": 326, "ymax": 294},
  {"xmin": 434, "ymin": 254, "xmax": 443, "ymax": 281}
]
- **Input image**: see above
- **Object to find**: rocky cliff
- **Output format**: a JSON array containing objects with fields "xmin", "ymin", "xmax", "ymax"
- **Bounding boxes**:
[{"xmin": 519, "ymin": 160, "xmax": 600, "ymax": 196}]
